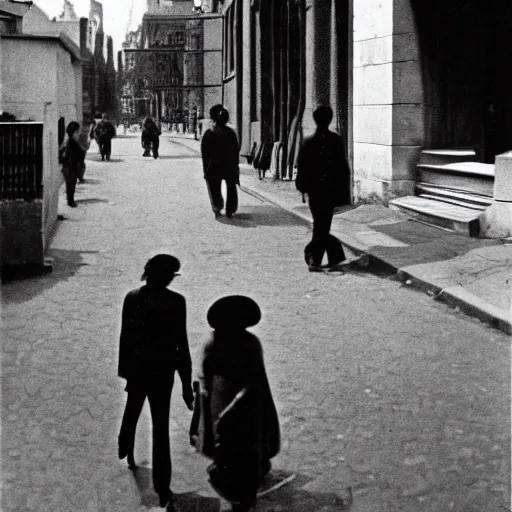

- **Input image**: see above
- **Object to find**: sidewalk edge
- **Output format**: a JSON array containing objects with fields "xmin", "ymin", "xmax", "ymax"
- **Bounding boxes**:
[{"xmin": 241, "ymin": 182, "xmax": 511, "ymax": 335}]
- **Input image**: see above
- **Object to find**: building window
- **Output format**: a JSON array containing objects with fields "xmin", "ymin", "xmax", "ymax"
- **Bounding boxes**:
[{"xmin": 223, "ymin": 2, "xmax": 235, "ymax": 77}]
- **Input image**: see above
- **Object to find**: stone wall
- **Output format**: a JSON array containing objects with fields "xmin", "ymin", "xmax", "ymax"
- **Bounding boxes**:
[{"xmin": 352, "ymin": 0, "xmax": 424, "ymax": 203}]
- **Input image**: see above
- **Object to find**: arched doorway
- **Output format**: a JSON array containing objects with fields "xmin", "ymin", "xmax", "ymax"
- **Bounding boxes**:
[{"xmin": 413, "ymin": 0, "xmax": 512, "ymax": 163}]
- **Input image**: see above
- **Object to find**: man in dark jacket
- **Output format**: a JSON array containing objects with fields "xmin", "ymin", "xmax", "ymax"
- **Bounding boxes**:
[
  {"xmin": 201, "ymin": 105, "xmax": 240, "ymax": 219},
  {"xmin": 296, "ymin": 106, "xmax": 351, "ymax": 272},
  {"xmin": 141, "ymin": 117, "xmax": 161, "ymax": 158},
  {"xmin": 94, "ymin": 113, "xmax": 116, "ymax": 161},
  {"xmin": 118, "ymin": 254, "xmax": 194, "ymax": 509}
]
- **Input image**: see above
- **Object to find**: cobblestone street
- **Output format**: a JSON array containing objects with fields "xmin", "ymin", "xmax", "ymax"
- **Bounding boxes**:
[{"xmin": 2, "ymin": 135, "xmax": 510, "ymax": 512}]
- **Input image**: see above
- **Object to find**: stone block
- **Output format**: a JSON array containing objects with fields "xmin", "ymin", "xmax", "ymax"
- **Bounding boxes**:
[
  {"xmin": 353, "ymin": 63, "xmax": 393, "ymax": 105},
  {"xmin": 354, "ymin": 0, "xmax": 393, "ymax": 42},
  {"xmin": 393, "ymin": 0, "xmax": 417, "ymax": 34},
  {"xmin": 353, "ymin": 105, "xmax": 392, "ymax": 145},
  {"xmin": 494, "ymin": 151, "xmax": 512, "ymax": 202},
  {"xmin": 392, "ymin": 60, "xmax": 423, "ymax": 104},
  {"xmin": 392, "ymin": 145, "xmax": 422, "ymax": 181},
  {"xmin": 479, "ymin": 202, "xmax": 512, "ymax": 238},
  {"xmin": 354, "ymin": 142, "xmax": 392, "ymax": 181},
  {"xmin": 354, "ymin": 36, "xmax": 393, "ymax": 68},
  {"xmin": 354, "ymin": 175, "xmax": 415, "ymax": 204},
  {"xmin": 391, "ymin": 104, "xmax": 424, "ymax": 146},
  {"xmin": 393, "ymin": 32, "xmax": 420, "ymax": 62}
]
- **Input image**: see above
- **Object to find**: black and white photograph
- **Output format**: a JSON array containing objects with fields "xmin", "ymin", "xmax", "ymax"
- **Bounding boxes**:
[{"xmin": 1, "ymin": 0, "xmax": 511, "ymax": 510}]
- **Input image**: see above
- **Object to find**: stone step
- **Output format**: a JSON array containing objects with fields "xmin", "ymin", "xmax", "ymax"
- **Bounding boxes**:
[
  {"xmin": 415, "ymin": 183, "xmax": 493, "ymax": 209},
  {"xmin": 417, "ymin": 162, "xmax": 495, "ymax": 197},
  {"xmin": 389, "ymin": 196, "xmax": 481, "ymax": 237},
  {"xmin": 419, "ymin": 148, "xmax": 477, "ymax": 166}
]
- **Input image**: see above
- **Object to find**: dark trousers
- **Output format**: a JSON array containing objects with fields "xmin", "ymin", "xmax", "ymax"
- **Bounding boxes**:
[
  {"xmin": 62, "ymin": 166, "xmax": 77, "ymax": 204},
  {"xmin": 206, "ymin": 177, "xmax": 238, "ymax": 215},
  {"xmin": 307, "ymin": 198, "xmax": 345, "ymax": 266},
  {"xmin": 98, "ymin": 135, "xmax": 112, "ymax": 159},
  {"xmin": 119, "ymin": 379, "xmax": 174, "ymax": 498},
  {"xmin": 142, "ymin": 134, "xmax": 159, "ymax": 156}
]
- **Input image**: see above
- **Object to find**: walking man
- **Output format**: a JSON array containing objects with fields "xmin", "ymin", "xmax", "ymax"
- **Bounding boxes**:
[
  {"xmin": 94, "ymin": 113, "xmax": 116, "ymax": 161},
  {"xmin": 118, "ymin": 254, "xmax": 194, "ymax": 509},
  {"xmin": 296, "ymin": 106, "xmax": 351, "ymax": 272},
  {"xmin": 201, "ymin": 105, "xmax": 240, "ymax": 219}
]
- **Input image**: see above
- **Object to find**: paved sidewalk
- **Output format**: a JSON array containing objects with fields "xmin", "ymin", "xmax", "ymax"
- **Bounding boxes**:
[{"xmin": 169, "ymin": 136, "xmax": 512, "ymax": 335}]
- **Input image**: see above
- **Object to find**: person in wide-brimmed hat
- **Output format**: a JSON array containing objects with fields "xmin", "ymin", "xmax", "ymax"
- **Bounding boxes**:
[
  {"xmin": 118, "ymin": 254, "xmax": 193, "ymax": 509},
  {"xmin": 190, "ymin": 295, "xmax": 280, "ymax": 511}
]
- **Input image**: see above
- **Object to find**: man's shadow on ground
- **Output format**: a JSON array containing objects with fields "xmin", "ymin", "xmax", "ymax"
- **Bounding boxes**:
[
  {"xmin": 216, "ymin": 206, "xmax": 305, "ymax": 228},
  {"xmin": 130, "ymin": 466, "xmax": 352, "ymax": 511}
]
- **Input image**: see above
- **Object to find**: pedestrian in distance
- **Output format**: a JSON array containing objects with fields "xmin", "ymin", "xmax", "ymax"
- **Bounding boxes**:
[
  {"xmin": 296, "ymin": 105, "xmax": 351, "ymax": 272},
  {"xmin": 201, "ymin": 105, "xmax": 240, "ymax": 219},
  {"xmin": 117, "ymin": 254, "xmax": 194, "ymax": 509},
  {"xmin": 94, "ymin": 112, "xmax": 116, "ymax": 161},
  {"xmin": 141, "ymin": 117, "xmax": 161, "ymax": 159},
  {"xmin": 190, "ymin": 295, "xmax": 280, "ymax": 512},
  {"xmin": 59, "ymin": 121, "xmax": 87, "ymax": 207}
]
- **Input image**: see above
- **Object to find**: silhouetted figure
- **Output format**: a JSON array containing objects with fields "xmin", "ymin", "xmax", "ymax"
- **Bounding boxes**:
[
  {"xmin": 296, "ymin": 106, "xmax": 351, "ymax": 272},
  {"xmin": 59, "ymin": 121, "xmax": 86, "ymax": 207},
  {"xmin": 141, "ymin": 117, "xmax": 161, "ymax": 158},
  {"xmin": 118, "ymin": 255, "xmax": 194, "ymax": 509},
  {"xmin": 201, "ymin": 106, "xmax": 240, "ymax": 218},
  {"xmin": 94, "ymin": 112, "xmax": 116, "ymax": 161},
  {"xmin": 191, "ymin": 295, "xmax": 280, "ymax": 512},
  {"xmin": 77, "ymin": 123, "xmax": 91, "ymax": 182}
]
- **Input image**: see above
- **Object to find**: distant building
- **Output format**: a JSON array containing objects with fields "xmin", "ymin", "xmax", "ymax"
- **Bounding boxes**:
[{"xmin": 118, "ymin": 0, "xmax": 222, "ymax": 123}]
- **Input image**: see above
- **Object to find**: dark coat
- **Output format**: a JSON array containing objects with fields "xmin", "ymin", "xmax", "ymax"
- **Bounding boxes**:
[
  {"xmin": 118, "ymin": 286, "xmax": 192, "ymax": 389},
  {"xmin": 59, "ymin": 138, "xmax": 85, "ymax": 174},
  {"xmin": 94, "ymin": 120, "xmax": 116, "ymax": 140},
  {"xmin": 191, "ymin": 329, "xmax": 280, "ymax": 501},
  {"xmin": 296, "ymin": 129, "xmax": 351, "ymax": 206},
  {"xmin": 201, "ymin": 125, "xmax": 240, "ymax": 182}
]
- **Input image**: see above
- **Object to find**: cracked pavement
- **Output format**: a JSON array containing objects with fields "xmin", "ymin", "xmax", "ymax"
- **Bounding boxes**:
[{"xmin": 1, "ymin": 135, "xmax": 510, "ymax": 511}]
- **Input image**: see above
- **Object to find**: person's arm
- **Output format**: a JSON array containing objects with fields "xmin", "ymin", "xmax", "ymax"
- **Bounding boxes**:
[
  {"xmin": 176, "ymin": 296, "xmax": 194, "ymax": 409},
  {"xmin": 200, "ymin": 129, "xmax": 212, "ymax": 177},
  {"xmin": 118, "ymin": 294, "xmax": 135, "ymax": 380},
  {"xmin": 295, "ymin": 140, "xmax": 309, "ymax": 193}
]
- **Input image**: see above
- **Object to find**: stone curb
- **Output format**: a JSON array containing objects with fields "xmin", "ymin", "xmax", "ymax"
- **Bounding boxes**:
[{"xmin": 240, "ymin": 183, "xmax": 512, "ymax": 335}]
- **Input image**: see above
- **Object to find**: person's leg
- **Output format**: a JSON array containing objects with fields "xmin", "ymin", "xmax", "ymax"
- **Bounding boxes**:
[
  {"xmin": 152, "ymin": 135, "xmax": 159, "ymax": 158},
  {"xmin": 105, "ymin": 138, "xmax": 112, "ymax": 161},
  {"xmin": 206, "ymin": 177, "xmax": 224, "ymax": 217},
  {"xmin": 225, "ymin": 179, "xmax": 238, "ymax": 217},
  {"xmin": 63, "ymin": 167, "xmax": 77, "ymax": 206},
  {"xmin": 147, "ymin": 382, "xmax": 173, "ymax": 507},
  {"xmin": 118, "ymin": 386, "xmax": 147, "ymax": 467},
  {"xmin": 308, "ymin": 199, "xmax": 330, "ymax": 266}
]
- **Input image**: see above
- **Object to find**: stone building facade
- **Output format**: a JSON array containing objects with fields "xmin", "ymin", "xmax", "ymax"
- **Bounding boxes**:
[{"xmin": 223, "ymin": 0, "xmax": 512, "ymax": 236}]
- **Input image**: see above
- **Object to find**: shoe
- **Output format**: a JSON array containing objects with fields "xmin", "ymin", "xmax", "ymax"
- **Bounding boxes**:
[
  {"xmin": 78, "ymin": 178, "xmax": 85, "ymax": 183},
  {"xmin": 106, "ymin": 155, "xmax": 111, "ymax": 161},
  {"xmin": 213, "ymin": 207, "xmax": 221, "ymax": 218},
  {"xmin": 327, "ymin": 262, "xmax": 345, "ymax": 272},
  {"xmin": 225, "ymin": 213, "xmax": 233, "ymax": 219},
  {"xmin": 158, "ymin": 489, "xmax": 174, "ymax": 508},
  {"xmin": 153, "ymin": 151, "xmax": 159, "ymax": 159},
  {"xmin": 101, "ymin": 155, "xmax": 105, "ymax": 161},
  {"xmin": 308, "ymin": 264, "xmax": 324, "ymax": 272},
  {"xmin": 142, "ymin": 151, "xmax": 150, "ymax": 157},
  {"xmin": 67, "ymin": 201, "xmax": 78, "ymax": 208}
]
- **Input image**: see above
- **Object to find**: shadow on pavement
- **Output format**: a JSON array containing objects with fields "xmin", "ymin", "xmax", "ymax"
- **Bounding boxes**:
[
  {"xmin": 156, "ymin": 155, "xmax": 200, "ymax": 160},
  {"xmin": 87, "ymin": 157, "xmax": 125, "ymax": 163},
  {"xmin": 217, "ymin": 206, "xmax": 305, "ymax": 228},
  {"xmin": 78, "ymin": 178, "xmax": 103, "ymax": 185},
  {"xmin": 76, "ymin": 198, "xmax": 110, "ymax": 205},
  {"xmin": 130, "ymin": 466, "xmax": 221, "ymax": 511},
  {"xmin": 2, "ymin": 249, "xmax": 99, "ymax": 303}
]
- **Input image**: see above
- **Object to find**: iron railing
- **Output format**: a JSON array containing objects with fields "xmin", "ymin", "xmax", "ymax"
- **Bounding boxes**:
[{"xmin": 0, "ymin": 122, "xmax": 43, "ymax": 200}]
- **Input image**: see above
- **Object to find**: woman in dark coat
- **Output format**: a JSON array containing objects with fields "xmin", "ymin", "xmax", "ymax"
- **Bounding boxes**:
[
  {"xmin": 201, "ymin": 106, "xmax": 240, "ymax": 218},
  {"xmin": 191, "ymin": 295, "xmax": 280, "ymax": 511},
  {"xmin": 141, "ymin": 117, "xmax": 161, "ymax": 158},
  {"xmin": 118, "ymin": 254, "xmax": 194, "ymax": 509},
  {"xmin": 59, "ymin": 121, "xmax": 86, "ymax": 207}
]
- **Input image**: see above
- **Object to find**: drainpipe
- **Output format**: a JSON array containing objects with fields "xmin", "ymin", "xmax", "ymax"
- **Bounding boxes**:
[{"xmin": 287, "ymin": 0, "xmax": 306, "ymax": 178}]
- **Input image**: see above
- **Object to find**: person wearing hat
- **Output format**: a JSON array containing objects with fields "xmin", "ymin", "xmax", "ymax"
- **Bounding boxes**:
[
  {"xmin": 200, "ymin": 105, "xmax": 240, "ymax": 219},
  {"xmin": 191, "ymin": 295, "xmax": 280, "ymax": 511},
  {"xmin": 117, "ymin": 254, "xmax": 194, "ymax": 509}
]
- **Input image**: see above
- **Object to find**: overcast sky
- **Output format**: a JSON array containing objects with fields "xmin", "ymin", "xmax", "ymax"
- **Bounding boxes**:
[{"xmin": 34, "ymin": 0, "xmax": 147, "ymax": 57}]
